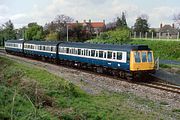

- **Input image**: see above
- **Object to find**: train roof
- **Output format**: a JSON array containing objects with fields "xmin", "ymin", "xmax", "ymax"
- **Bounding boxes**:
[
  {"xmin": 59, "ymin": 42, "xmax": 151, "ymax": 51},
  {"xmin": 5, "ymin": 40, "xmax": 24, "ymax": 43},
  {"xmin": 6, "ymin": 40, "xmax": 151, "ymax": 51},
  {"xmin": 24, "ymin": 41, "xmax": 61, "ymax": 46}
]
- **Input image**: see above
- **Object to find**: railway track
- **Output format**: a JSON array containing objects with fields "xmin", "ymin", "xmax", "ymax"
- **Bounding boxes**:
[
  {"xmin": 0, "ymin": 49, "xmax": 180, "ymax": 94},
  {"xmin": 139, "ymin": 81, "xmax": 180, "ymax": 94}
]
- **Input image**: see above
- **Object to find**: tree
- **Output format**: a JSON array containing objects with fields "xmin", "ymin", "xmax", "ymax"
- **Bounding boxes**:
[
  {"xmin": 116, "ymin": 17, "xmax": 123, "ymax": 28},
  {"xmin": 116, "ymin": 12, "xmax": 128, "ymax": 28},
  {"xmin": 44, "ymin": 14, "xmax": 74, "ymax": 40},
  {"xmin": 121, "ymin": 12, "xmax": 127, "ymax": 27},
  {"xmin": 2, "ymin": 20, "xmax": 16, "ymax": 40},
  {"xmin": 25, "ymin": 23, "xmax": 44, "ymax": 40},
  {"xmin": 45, "ymin": 32, "xmax": 59, "ymax": 41},
  {"xmin": 72, "ymin": 23, "xmax": 83, "ymax": 41},
  {"xmin": 16, "ymin": 27, "xmax": 26, "ymax": 40},
  {"xmin": 173, "ymin": 13, "xmax": 180, "ymax": 27},
  {"xmin": 134, "ymin": 15, "xmax": 149, "ymax": 36}
]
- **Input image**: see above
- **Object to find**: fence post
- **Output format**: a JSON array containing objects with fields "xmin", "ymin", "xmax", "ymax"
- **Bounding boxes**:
[
  {"xmin": 168, "ymin": 32, "xmax": 170, "ymax": 39},
  {"xmin": 2, "ymin": 37, "xmax": 5, "ymax": 47},
  {"xmin": 177, "ymin": 32, "xmax": 179, "ymax": 40},
  {"xmin": 134, "ymin": 32, "xmax": 136, "ymax": 38},
  {"xmin": 152, "ymin": 32, "xmax": 154, "ymax": 40},
  {"xmin": 155, "ymin": 57, "xmax": 159, "ymax": 70}
]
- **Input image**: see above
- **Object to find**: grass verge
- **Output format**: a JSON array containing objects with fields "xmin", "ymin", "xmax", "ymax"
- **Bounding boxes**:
[{"xmin": 0, "ymin": 56, "xmax": 179, "ymax": 120}]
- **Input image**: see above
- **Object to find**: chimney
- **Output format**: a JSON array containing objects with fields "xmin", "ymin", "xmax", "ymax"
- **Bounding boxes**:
[
  {"xmin": 172, "ymin": 23, "xmax": 175, "ymax": 28},
  {"xmin": 160, "ymin": 23, "xmax": 163, "ymax": 28},
  {"xmin": 84, "ymin": 20, "xmax": 86, "ymax": 23},
  {"xmin": 103, "ymin": 20, "xmax": 105, "ymax": 24}
]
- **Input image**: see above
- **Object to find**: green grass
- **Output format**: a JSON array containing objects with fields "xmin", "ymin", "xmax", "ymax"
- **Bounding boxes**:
[{"xmin": 0, "ymin": 56, "xmax": 179, "ymax": 120}]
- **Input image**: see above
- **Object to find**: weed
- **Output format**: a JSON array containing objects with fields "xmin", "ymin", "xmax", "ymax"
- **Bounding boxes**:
[{"xmin": 172, "ymin": 109, "xmax": 180, "ymax": 113}]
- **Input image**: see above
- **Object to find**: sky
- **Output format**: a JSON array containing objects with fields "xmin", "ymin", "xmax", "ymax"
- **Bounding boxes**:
[{"xmin": 0, "ymin": 0, "xmax": 180, "ymax": 28}]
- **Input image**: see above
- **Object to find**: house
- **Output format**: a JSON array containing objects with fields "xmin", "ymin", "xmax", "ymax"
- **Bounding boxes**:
[
  {"xmin": 158, "ymin": 23, "xmax": 179, "ymax": 39},
  {"xmin": 68, "ymin": 20, "xmax": 106, "ymax": 35}
]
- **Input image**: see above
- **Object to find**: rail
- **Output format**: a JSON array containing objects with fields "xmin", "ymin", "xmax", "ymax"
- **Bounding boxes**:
[{"xmin": 139, "ymin": 81, "xmax": 180, "ymax": 94}]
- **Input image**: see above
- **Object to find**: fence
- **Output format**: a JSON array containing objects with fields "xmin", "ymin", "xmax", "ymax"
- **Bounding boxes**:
[{"xmin": 130, "ymin": 32, "xmax": 180, "ymax": 41}]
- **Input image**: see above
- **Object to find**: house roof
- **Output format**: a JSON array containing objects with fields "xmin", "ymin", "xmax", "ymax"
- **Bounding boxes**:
[
  {"xmin": 90, "ymin": 22, "xmax": 105, "ymax": 28},
  {"xmin": 159, "ymin": 25, "xmax": 178, "ymax": 34},
  {"xmin": 68, "ymin": 22, "xmax": 105, "ymax": 28}
]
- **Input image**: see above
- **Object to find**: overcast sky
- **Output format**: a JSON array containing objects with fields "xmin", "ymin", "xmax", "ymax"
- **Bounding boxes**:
[{"xmin": 0, "ymin": 0, "xmax": 180, "ymax": 28}]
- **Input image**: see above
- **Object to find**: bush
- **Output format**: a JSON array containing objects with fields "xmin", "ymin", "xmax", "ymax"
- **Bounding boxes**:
[{"xmin": 89, "ymin": 28, "xmax": 130, "ymax": 44}]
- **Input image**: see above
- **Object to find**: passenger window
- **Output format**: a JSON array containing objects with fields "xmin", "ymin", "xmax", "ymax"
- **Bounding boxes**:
[
  {"xmin": 85, "ymin": 50, "xmax": 88, "ymax": 56},
  {"xmin": 99, "ymin": 51, "xmax": 103, "ymax": 58},
  {"xmin": 104, "ymin": 52, "xmax": 107, "ymax": 58},
  {"xmin": 75, "ymin": 49, "xmax": 78, "ymax": 54},
  {"xmin": 127, "ymin": 52, "xmax": 130, "ymax": 62},
  {"xmin": 81, "ymin": 49, "xmax": 84, "ymax": 55},
  {"xmin": 134, "ymin": 52, "xmax": 141, "ymax": 63},
  {"xmin": 113, "ymin": 52, "xmax": 116, "ymax": 59},
  {"xmin": 142, "ymin": 52, "xmax": 147, "ymax": 62},
  {"xmin": 78, "ymin": 49, "xmax": 81, "ymax": 55},
  {"xmin": 95, "ymin": 51, "xmax": 99, "ymax": 57},
  {"xmin": 117, "ymin": 52, "xmax": 122, "ymax": 60},
  {"xmin": 66, "ymin": 48, "xmax": 69, "ymax": 53},
  {"xmin": 51, "ymin": 47, "xmax": 53, "ymax": 51},
  {"xmin": 107, "ymin": 51, "xmax": 112, "ymax": 59},
  {"xmin": 91, "ymin": 50, "xmax": 95, "ymax": 57},
  {"xmin": 88, "ymin": 50, "xmax": 91, "ymax": 56},
  {"xmin": 148, "ymin": 52, "xmax": 153, "ymax": 62}
]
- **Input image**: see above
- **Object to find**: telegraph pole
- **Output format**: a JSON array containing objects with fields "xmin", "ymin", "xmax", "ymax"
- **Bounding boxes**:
[{"xmin": 67, "ymin": 25, "xmax": 69, "ymax": 42}]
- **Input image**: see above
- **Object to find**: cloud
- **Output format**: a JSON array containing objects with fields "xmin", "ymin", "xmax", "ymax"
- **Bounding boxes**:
[
  {"xmin": 1, "ymin": 0, "xmax": 180, "ymax": 28},
  {"xmin": 149, "ymin": 6, "xmax": 180, "ymax": 27},
  {"xmin": 0, "ymin": 4, "xmax": 9, "ymax": 15}
]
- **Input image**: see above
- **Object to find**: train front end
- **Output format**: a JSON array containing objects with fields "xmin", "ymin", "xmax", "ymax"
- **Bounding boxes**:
[{"xmin": 129, "ymin": 46, "xmax": 155, "ymax": 78}]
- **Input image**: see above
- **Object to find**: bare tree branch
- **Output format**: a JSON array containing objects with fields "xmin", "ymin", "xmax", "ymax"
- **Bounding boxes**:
[{"xmin": 173, "ymin": 13, "xmax": 180, "ymax": 26}]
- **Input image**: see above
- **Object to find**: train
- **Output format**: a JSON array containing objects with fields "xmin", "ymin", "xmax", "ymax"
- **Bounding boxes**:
[{"xmin": 5, "ymin": 40, "xmax": 156, "ymax": 80}]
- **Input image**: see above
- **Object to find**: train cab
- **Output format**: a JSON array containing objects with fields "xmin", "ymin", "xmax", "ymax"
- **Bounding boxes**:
[{"xmin": 130, "ymin": 49, "xmax": 155, "ymax": 73}]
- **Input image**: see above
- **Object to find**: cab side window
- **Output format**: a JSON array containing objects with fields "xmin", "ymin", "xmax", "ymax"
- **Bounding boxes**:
[
  {"xmin": 148, "ymin": 52, "xmax": 153, "ymax": 62},
  {"xmin": 142, "ymin": 52, "xmax": 147, "ymax": 62},
  {"xmin": 134, "ymin": 52, "xmax": 141, "ymax": 63}
]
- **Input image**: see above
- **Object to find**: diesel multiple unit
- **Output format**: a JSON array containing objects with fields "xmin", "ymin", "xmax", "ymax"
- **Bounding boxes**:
[{"xmin": 5, "ymin": 40, "xmax": 155, "ymax": 80}]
